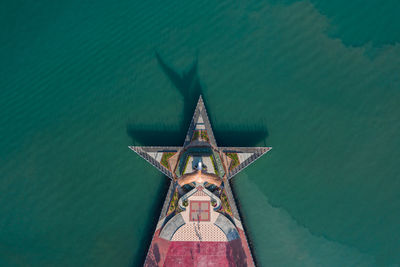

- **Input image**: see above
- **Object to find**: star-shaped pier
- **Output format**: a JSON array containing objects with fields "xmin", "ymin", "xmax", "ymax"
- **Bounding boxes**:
[{"xmin": 130, "ymin": 96, "xmax": 271, "ymax": 266}]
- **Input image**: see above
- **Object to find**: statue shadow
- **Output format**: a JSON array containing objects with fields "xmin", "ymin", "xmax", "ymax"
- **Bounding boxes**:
[{"xmin": 126, "ymin": 52, "xmax": 269, "ymax": 147}]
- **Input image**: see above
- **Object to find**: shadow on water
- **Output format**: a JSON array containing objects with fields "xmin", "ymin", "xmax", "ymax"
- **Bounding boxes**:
[
  {"xmin": 214, "ymin": 123, "xmax": 269, "ymax": 147},
  {"xmin": 155, "ymin": 51, "xmax": 202, "ymax": 129},
  {"xmin": 131, "ymin": 173, "xmax": 169, "ymax": 267},
  {"xmin": 127, "ymin": 52, "xmax": 269, "ymax": 147},
  {"xmin": 126, "ymin": 125, "xmax": 183, "ymax": 146}
]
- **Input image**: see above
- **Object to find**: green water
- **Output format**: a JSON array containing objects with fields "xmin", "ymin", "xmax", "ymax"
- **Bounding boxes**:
[{"xmin": 1, "ymin": 0, "xmax": 400, "ymax": 266}]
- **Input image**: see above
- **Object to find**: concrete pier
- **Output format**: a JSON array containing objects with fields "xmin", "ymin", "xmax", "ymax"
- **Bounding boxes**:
[{"xmin": 130, "ymin": 96, "xmax": 271, "ymax": 266}]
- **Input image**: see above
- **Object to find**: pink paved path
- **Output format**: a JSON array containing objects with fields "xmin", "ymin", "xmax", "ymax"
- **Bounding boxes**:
[{"xmin": 144, "ymin": 230, "xmax": 253, "ymax": 267}]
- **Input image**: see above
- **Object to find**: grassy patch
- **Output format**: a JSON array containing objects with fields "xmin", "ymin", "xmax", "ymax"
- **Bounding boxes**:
[
  {"xmin": 200, "ymin": 130, "xmax": 209, "ymax": 141},
  {"xmin": 160, "ymin": 152, "xmax": 175, "ymax": 169},
  {"xmin": 227, "ymin": 153, "xmax": 239, "ymax": 171},
  {"xmin": 168, "ymin": 189, "xmax": 179, "ymax": 214},
  {"xmin": 192, "ymin": 130, "xmax": 209, "ymax": 142},
  {"xmin": 183, "ymin": 156, "xmax": 190, "ymax": 174},
  {"xmin": 192, "ymin": 130, "xmax": 200, "ymax": 140},
  {"xmin": 220, "ymin": 191, "xmax": 232, "ymax": 215},
  {"xmin": 209, "ymin": 156, "xmax": 218, "ymax": 175}
]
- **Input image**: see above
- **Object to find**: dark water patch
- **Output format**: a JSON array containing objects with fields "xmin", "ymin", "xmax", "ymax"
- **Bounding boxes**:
[
  {"xmin": 270, "ymin": 0, "xmax": 400, "ymax": 47},
  {"xmin": 213, "ymin": 123, "xmax": 269, "ymax": 147},
  {"xmin": 155, "ymin": 51, "xmax": 203, "ymax": 129},
  {"xmin": 127, "ymin": 52, "xmax": 202, "ymax": 145},
  {"xmin": 229, "ymin": 178, "xmax": 260, "ymax": 267},
  {"xmin": 128, "ymin": 53, "xmax": 269, "ymax": 147},
  {"xmin": 131, "ymin": 173, "xmax": 169, "ymax": 267},
  {"xmin": 126, "ymin": 125, "xmax": 184, "ymax": 146}
]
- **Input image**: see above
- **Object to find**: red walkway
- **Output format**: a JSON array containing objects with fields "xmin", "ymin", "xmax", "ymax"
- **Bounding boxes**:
[
  {"xmin": 164, "ymin": 241, "xmax": 247, "ymax": 266},
  {"xmin": 144, "ymin": 229, "xmax": 253, "ymax": 267}
]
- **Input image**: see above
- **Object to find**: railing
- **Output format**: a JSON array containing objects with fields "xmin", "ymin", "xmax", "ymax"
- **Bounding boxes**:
[
  {"xmin": 228, "ymin": 151, "xmax": 263, "ymax": 179},
  {"xmin": 223, "ymin": 180, "xmax": 241, "ymax": 220},
  {"xmin": 183, "ymin": 96, "xmax": 217, "ymax": 147},
  {"xmin": 132, "ymin": 147, "xmax": 174, "ymax": 179}
]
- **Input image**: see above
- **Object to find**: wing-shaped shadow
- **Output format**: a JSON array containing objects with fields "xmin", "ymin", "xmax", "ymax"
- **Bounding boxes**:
[
  {"xmin": 155, "ymin": 52, "xmax": 203, "ymax": 130},
  {"xmin": 127, "ymin": 52, "xmax": 269, "ymax": 147}
]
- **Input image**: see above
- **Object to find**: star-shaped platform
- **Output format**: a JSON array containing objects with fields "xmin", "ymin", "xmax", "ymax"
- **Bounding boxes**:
[{"xmin": 130, "ymin": 96, "xmax": 271, "ymax": 266}]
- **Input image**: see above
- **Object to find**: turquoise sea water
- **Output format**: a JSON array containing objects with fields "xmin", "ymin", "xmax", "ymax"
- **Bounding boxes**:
[{"xmin": 1, "ymin": 0, "xmax": 400, "ymax": 266}]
